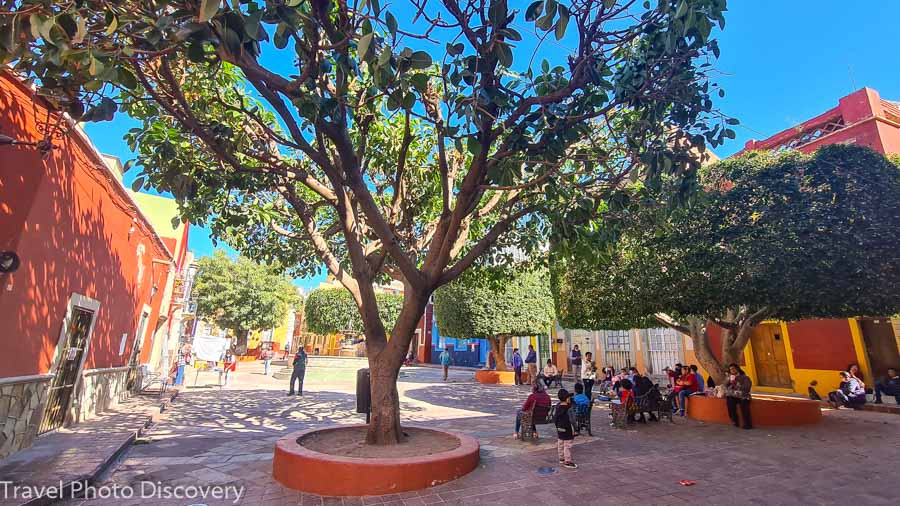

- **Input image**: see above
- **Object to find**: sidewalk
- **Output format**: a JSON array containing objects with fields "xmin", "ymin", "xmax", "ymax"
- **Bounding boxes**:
[{"xmin": 0, "ymin": 391, "xmax": 175, "ymax": 506}]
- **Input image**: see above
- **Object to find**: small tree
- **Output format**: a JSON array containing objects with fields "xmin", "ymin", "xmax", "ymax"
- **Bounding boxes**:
[
  {"xmin": 195, "ymin": 250, "xmax": 299, "ymax": 353},
  {"xmin": 305, "ymin": 287, "xmax": 402, "ymax": 338},
  {"xmin": 553, "ymin": 145, "xmax": 900, "ymax": 382},
  {"xmin": 434, "ymin": 267, "xmax": 554, "ymax": 370},
  {"xmin": 3, "ymin": 0, "xmax": 731, "ymax": 444}
]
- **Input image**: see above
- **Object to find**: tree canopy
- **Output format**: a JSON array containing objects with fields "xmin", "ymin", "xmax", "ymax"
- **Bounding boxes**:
[
  {"xmin": 194, "ymin": 250, "xmax": 300, "ymax": 351},
  {"xmin": 552, "ymin": 145, "xmax": 900, "ymax": 379},
  {"xmin": 1, "ymin": 0, "xmax": 732, "ymax": 444},
  {"xmin": 304, "ymin": 287, "xmax": 403, "ymax": 337},
  {"xmin": 435, "ymin": 266, "xmax": 554, "ymax": 339}
]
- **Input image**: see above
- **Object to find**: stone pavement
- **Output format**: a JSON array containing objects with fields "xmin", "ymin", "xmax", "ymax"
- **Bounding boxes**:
[
  {"xmin": 0, "ymin": 393, "xmax": 167, "ymax": 506},
  {"xmin": 52, "ymin": 361, "xmax": 900, "ymax": 506}
]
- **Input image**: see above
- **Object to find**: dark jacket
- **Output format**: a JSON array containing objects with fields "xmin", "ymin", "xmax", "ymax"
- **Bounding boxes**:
[
  {"xmin": 554, "ymin": 403, "xmax": 577, "ymax": 440},
  {"xmin": 524, "ymin": 350, "xmax": 537, "ymax": 364},
  {"xmin": 292, "ymin": 351, "xmax": 308, "ymax": 369},
  {"xmin": 725, "ymin": 373, "xmax": 752, "ymax": 400}
]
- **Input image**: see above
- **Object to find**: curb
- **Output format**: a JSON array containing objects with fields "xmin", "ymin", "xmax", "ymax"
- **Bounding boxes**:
[{"xmin": 21, "ymin": 388, "xmax": 179, "ymax": 506}]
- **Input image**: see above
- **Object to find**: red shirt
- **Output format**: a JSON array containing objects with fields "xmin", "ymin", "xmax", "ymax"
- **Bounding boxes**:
[
  {"xmin": 522, "ymin": 391, "xmax": 551, "ymax": 412},
  {"xmin": 619, "ymin": 389, "xmax": 634, "ymax": 406},
  {"xmin": 675, "ymin": 373, "xmax": 697, "ymax": 393}
]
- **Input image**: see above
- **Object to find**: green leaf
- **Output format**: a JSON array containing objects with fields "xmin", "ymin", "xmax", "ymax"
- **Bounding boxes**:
[
  {"xmin": 410, "ymin": 73, "xmax": 429, "ymax": 92},
  {"xmin": 525, "ymin": 1, "xmax": 544, "ymax": 21},
  {"xmin": 73, "ymin": 17, "xmax": 87, "ymax": 44},
  {"xmin": 132, "ymin": 176, "xmax": 146, "ymax": 192},
  {"xmin": 555, "ymin": 6, "xmax": 570, "ymax": 40},
  {"xmin": 378, "ymin": 47, "xmax": 392, "ymax": 66},
  {"xmin": 409, "ymin": 50, "xmax": 431, "ymax": 69},
  {"xmin": 88, "ymin": 55, "xmax": 103, "ymax": 76},
  {"xmin": 118, "ymin": 68, "xmax": 138, "ymax": 90},
  {"xmin": 675, "ymin": 0, "xmax": 688, "ymax": 19},
  {"xmin": 446, "ymin": 42, "xmax": 464, "ymax": 56},
  {"xmin": 357, "ymin": 32, "xmax": 374, "ymax": 59},
  {"xmin": 494, "ymin": 41, "xmax": 512, "ymax": 67},
  {"xmin": 105, "ymin": 15, "xmax": 118, "ymax": 36},
  {"xmin": 199, "ymin": 0, "xmax": 220, "ymax": 23},
  {"xmin": 604, "ymin": 0, "xmax": 617, "ymax": 8},
  {"xmin": 385, "ymin": 12, "xmax": 398, "ymax": 39}
]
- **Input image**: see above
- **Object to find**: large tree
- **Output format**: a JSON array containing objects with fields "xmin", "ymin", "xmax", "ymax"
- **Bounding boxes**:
[
  {"xmin": 552, "ymin": 145, "xmax": 900, "ymax": 382},
  {"xmin": 434, "ymin": 266, "xmax": 554, "ymax": 370},
  {"xmin": 2, "ymin": 0, "xmax": 731, "ymax": 444},
  {"xmin": 305, "ymin": 286, "xmax": 402, "ymax": 337},
  {"xmin": 194, "ymin": 250, "xmax": 300, "ymax": 353}
]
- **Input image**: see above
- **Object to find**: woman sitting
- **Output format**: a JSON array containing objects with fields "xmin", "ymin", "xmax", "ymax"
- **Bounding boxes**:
[
  {"xmin": 514, "ymin": 382, "xmax": 552, "ymax": 439},
  {"xmin": 674, "ymin": 367, "xmax": 698, "ymax": 416},
  {"xmin": 828, "ymin": 371, "xmax": 867, "ymax": 410},
  {"xmin": 541, "ymin": 359, "xmax": 560, "ymax": 388}
]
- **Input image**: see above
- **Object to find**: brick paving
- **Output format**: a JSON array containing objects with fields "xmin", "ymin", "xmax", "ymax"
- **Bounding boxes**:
[
  {"xmin": 0, "ymin": 394, "xmax": 164, "ymax": 506},
  {"xmin": 40, "ymin": 361, "xmax": 900, "ymax": 505}
]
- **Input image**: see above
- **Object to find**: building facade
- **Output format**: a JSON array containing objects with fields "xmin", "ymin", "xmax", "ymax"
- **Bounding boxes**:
[
  {"xmin": 558, "ymin": 87, "xmax": 900, "ymax": 394},
  {"xmin": 0, "ymin": 72, "xmax": 174, "ymax": 457}
]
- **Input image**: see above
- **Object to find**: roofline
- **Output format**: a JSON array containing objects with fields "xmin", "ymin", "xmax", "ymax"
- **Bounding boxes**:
[{"xmin": 1, "ymin": 69, "xmax": 173, "ymax": 260}]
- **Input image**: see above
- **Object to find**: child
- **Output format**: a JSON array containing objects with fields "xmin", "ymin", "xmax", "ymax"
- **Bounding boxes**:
[
  {"xmin": 573, "ymin": 382, "xmax": 591, "ymax": 408},
  {"xmin": 554, "ymin": 389, "xmax": 578, "ymax": 469}
]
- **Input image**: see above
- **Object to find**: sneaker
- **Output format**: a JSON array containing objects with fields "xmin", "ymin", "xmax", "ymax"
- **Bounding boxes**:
[
  {"xmin": 563, "ymin": 462, "xmax": 578, "ymax": 469},
  {"xmin": 287, "ymin": 392, "xmax": 294, "ymax": 396},
  {"xmin": 558, "ymin": 459, "xmax": 565, "ymax": 463}
]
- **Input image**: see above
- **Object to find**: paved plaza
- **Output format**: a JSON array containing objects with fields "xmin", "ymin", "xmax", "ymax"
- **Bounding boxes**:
[{"xmin": 51, "ymin": 361, "xmax": 900, "ymax": 506}]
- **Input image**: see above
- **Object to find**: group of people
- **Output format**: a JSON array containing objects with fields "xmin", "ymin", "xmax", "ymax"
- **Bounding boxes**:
[
  {"xmin": 821, "ymin": 363, "xmax": 900, "ymax": 409},
  {"xmin": 511, "ymin": 380, "xmax": 582, "ymax": 468}
]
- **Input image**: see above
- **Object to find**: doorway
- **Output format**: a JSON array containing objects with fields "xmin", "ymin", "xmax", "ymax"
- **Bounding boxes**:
[
  {"xmin": 750, "ymin": 324, "xmax": 792, "ymax": 388},
  {"xmin": 39, "ymin": 305, "xmax": 96, "ymax": 434},
  {"xmin": 859, "ymin": 318, "xmax": 900, "ymax": 380},
  {"xmin": 648, "ymin": 327, "xmax": 681, "ymax": 376}
]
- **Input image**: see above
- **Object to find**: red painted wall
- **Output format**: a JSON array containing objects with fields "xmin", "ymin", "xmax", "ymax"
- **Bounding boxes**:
[
  {"xmin": 786, "ymin": 319, "xmax": 857, "ymax": 371},
  {"xmin": 0, "ymin": 73, "xmax": 172, "ymax": 378}
]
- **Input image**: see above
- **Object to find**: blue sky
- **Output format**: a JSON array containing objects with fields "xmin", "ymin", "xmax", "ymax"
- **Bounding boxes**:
[{"xmin": 84, "ymin": 1, "xmax": 900, "ymax": 290}]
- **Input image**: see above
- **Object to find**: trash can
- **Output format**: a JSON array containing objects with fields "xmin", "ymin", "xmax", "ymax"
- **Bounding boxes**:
[{"xmin": 356, "ymin": 368, "xmax": 371, "ymax": 421}]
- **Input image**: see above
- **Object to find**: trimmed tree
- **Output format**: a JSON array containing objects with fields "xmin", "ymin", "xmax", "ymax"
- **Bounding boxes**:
[
  {"xmin": 434, "ymin": 267, "xmax": 555, "ymax": 370},
  {"xmin": 305, "ymin": 287, "xmax": 402, "ymax": 337},
  {"xmin": 194, "ymin": 250, "xmax": 299, "ymax": 353},
  {"xmin": 2, "ymin": 0, "xmax": 731, "ymax": 444},
  {"xmin": 552, "ymin": 145, "xmax": 900, "ymax": 382}
]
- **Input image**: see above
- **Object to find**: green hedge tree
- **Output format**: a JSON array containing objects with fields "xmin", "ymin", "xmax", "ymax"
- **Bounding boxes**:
[
  {"xmin": 553, "ymin": 145, "xmax": 900, "ymax": 382},
  {"xmin": 305, "ymin": 287, "xmax": 403, "ymax": 338},
  {"xmin": 2, "ymin": 0, "xmax": 731, "ymax": 444},
  {"xmin": 195, "ymin": 251, "xmax": 299, "ymax": 353},
  {"xmin": 434, "ymin": 267, "xmax": 555, "ymax": 370}
]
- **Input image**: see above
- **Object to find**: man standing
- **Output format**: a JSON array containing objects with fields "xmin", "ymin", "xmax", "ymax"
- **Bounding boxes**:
[
  {"xmin": 288, "ymin": 347, "xmax": 308, "ymax": 396},
  {"xmin": 525, "ymin": 344, "xmax": 538, "ymax": 383},
  {"xmin": 440, "ymin": 345, "xmax": 452, "ymax": 381},
  {"xmin": 511, "ymin": 348, "xmax": 524, "ymax": 385},
  {"xmin": 570, "ymin": 345, "xmax": 582, "ymax": 384}
]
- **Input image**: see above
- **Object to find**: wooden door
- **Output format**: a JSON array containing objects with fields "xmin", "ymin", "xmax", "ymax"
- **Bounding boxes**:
[
  {"xmin": 40, "ymin": 307, "xmax": 95, "ymax": 433},
  {"xmin": 750, "ymin": 324, "xmax": 792, "ymax": 388},
  {"xmin": 860, "ymin": 318, "xmax": 900, "ymax": 379}
]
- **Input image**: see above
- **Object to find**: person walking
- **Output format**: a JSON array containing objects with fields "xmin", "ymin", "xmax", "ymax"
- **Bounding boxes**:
[
  {"xmin": 511, "ymin": 348, "xmax": 524, "ymax": 385},
  {"xmin": 288, "ymin": 347, "xmax": 308, "ymax": 396},
  {"xmin": 570, "ymin": 345, "xmax": 582, "ymax": 384},
  {"xmin": 172, "ymin": 343, "xmax": 191, "ymax": 386},
  {"xmin": 440, "ymin": 346, "xmax": 452, "ymax": 381},
  {"xmin": 282, "ymin": 343, "xmax": 290, "ymax": 360},
  {"xmin": 220, "ymin": 350, "xmax": 236, "ymax": 387},
  {"xmin": 262, "ymin": 348, "xmax": 274, "ymax": 376},
  {"xmin": 524, "ymin": 344, "xmax": 538, "ymax": 383},
  {"xmin": 582, "ymin": 352, "xmax": 597, "ymax": 398},
  {"xmin": 725, "ymin": 363, "xmax": 753, "ymax": 429}
]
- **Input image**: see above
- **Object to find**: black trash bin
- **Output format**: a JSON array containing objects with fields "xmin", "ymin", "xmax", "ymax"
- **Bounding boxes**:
[{"xmin": 356, "ymin": 368, "xmax": 371, "ymax": 422}]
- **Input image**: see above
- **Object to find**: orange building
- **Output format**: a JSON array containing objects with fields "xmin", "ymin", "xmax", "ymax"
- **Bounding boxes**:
[{"xmin": 0, "ymin": 72, "xmax": 173, "ymax": 458}]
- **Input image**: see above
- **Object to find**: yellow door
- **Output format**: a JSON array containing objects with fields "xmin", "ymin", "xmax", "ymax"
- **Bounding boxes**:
[{"xmin": 750, "ymin": 324, "xmax": 792, "ymax": 388}]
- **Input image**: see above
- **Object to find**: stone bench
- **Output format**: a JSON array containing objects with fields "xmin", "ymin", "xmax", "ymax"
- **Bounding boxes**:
[{"xmin": 686, "ymin": 394, "xmax": 822, "ymax": 426}]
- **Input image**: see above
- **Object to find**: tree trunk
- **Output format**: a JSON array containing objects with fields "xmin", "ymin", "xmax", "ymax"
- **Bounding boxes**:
[
  {"xmin": 489, "ymin": 335, "xmax": 509, "ymax": 371},
  {"xmin": 686, "ymin": 317, "xmax": 727, "ymax": 385},
  {"xmin": 233, "ymin": 329, "xmax": 250, "ymax": 355},
  {"xmin": 363, "ymin": 287, "xmax": 431, "ymax": 445}
]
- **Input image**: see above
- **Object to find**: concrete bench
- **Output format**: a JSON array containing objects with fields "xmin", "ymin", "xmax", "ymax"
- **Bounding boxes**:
[{"xmin": 686, "ymin": 394, "xmax": 822, "ymax": 426}]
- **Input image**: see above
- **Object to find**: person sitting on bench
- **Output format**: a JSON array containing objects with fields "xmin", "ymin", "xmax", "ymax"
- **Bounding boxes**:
[
  {"xmin": 828, "ymin": 371, "xmax": 866, "ymax": 410},
  {"xmin": 514, "ymin": 382, "xmax": 551, "ymax": 439},
  {"xmin": 541, "ymin": 359, "xmax": 561, "ymax": 388}
]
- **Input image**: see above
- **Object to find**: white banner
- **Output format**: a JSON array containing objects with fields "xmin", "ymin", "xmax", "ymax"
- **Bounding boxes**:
[{"xmin": 193, "ymin": 335, "xmax": 229, "ymax": 362}]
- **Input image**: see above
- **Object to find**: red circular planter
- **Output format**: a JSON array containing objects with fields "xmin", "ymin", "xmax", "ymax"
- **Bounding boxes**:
[
  {"xmin": 686, "ymin": 395, "xmax": 822, "ymax": 426},
  {"xmin": 474, "ymin": 369, "xmax": 531, "ymax": 385},
  {"xmin": 273, "ymin": 425, "xmax": 480, "ymax": 496}
]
